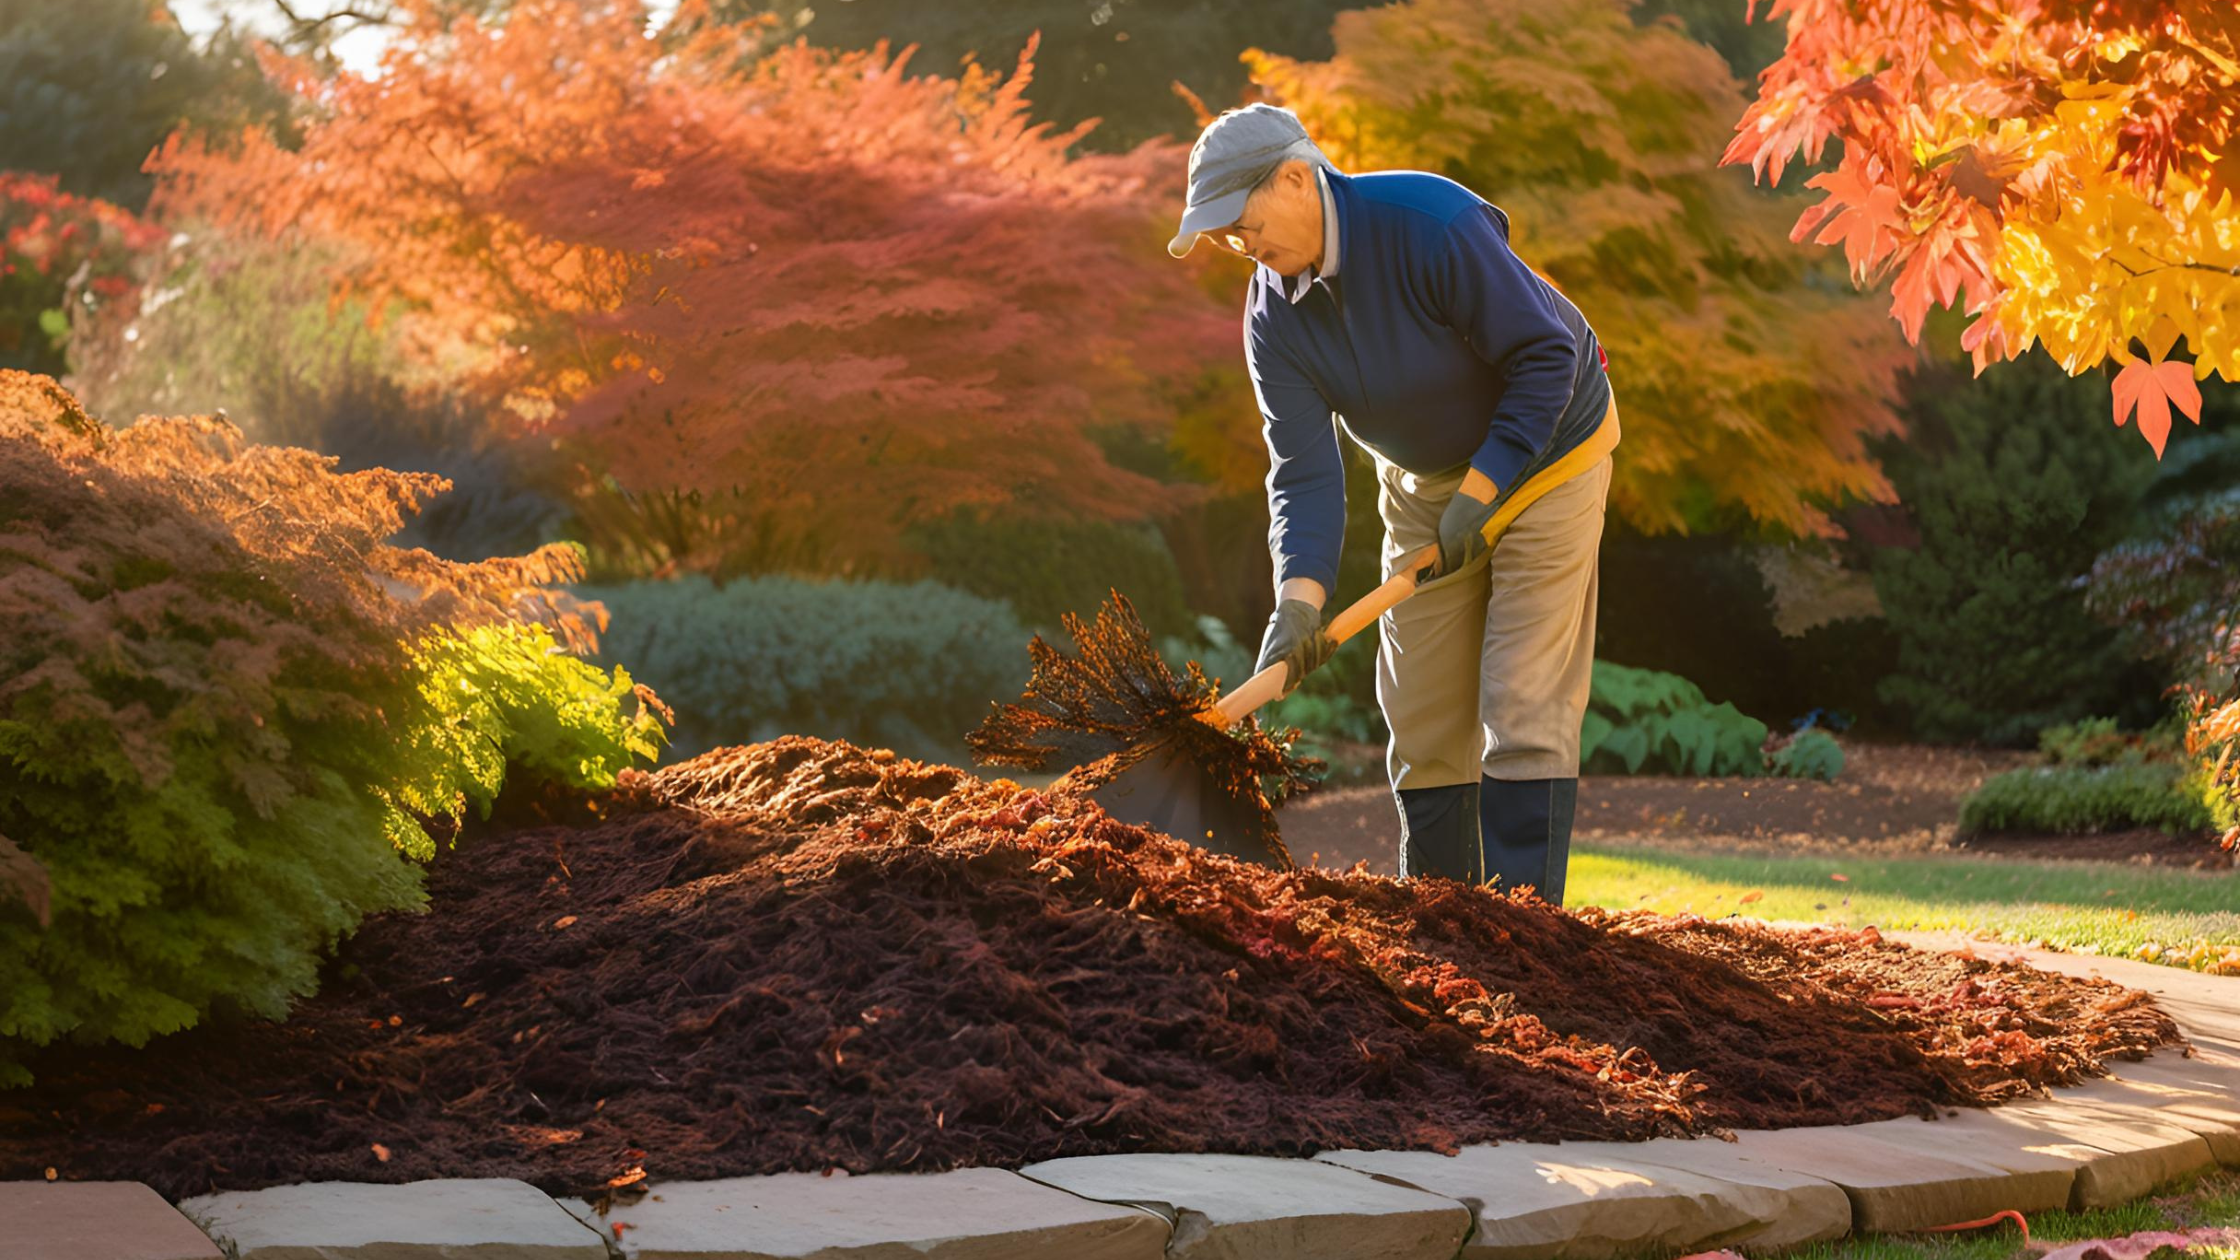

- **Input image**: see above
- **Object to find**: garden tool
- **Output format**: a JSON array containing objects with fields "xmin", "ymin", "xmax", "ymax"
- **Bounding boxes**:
[{"xmin": 971, "ymin": 545, "xmax": 1440, "ymax": 867}]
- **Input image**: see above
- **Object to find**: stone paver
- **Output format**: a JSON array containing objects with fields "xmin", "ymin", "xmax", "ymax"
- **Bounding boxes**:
[
  {"xmin": 5, "ymin": 1180, "xmax": 222, "ymax": 1260},
  {"xmin": 1695, "ymin": 1120, "xmax": 2079, "ymax": 1232},
  {"xmin": 2105, "ymin": 1045, "xmax": 2240, "ymax": 1165},
  {"xmin": 1313, "ymin": 1142, "xmax": 1831, "ymax": 1260},
  {"xmin": 1539, "ymin": 1139, "xmax": 1850, "ymax": 1248},
  {"xmin": 1020, "ymin": 1151, "xmax": 1472, "ymax": 1260},
  {"xmin": 1897, "ymin": 1095, "xmax": 2214, "ymax": 1209},
  {"xmin": 557, "ymin": 1168, "xmax": 1168, "ymax": 1260},
  {"xmin": 180, "ymin": 1177, "xmax": 608, "ymax": 1259}
]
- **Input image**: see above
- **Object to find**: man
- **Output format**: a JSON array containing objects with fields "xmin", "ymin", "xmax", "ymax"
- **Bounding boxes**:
[{"xmin": 1167, "ymin": 104, "xmax": 1618, "ymax": 903}]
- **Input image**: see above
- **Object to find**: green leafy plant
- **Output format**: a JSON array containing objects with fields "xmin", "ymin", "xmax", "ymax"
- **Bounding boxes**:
[
  {"xmin": 380, "ymin": 623, "xmax": 670, "ymax": 857},
  {"xmin": 1960, "ymin": 764, "xmax": 2214, "ymax": 837},
  {"xmin": 0, "ymin": 372, "xmax": 662, "ymax": 1085},
  {"xmin": 1768, "ymin": 728, "xmax": 1845, "ymax": 782},
  {"xmin": 1582, "ymin": 662, "xmax": 1768, "ymax": 776},
  {"xmin": 580, "ymin": 574, "xmax": 1028, "ymax": 761}
]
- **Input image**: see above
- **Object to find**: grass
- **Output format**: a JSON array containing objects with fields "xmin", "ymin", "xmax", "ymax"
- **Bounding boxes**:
[
  {"xmin": 1569, "ymin": 844, "xmax": 2240, "ymax": 974},
  {"xmin": 1758, "ymin": 1168, "xmax": 2240, "ymax": 1260}
]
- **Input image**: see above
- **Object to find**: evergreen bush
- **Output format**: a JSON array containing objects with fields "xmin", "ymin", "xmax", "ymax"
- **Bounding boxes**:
[
  {"xmin": 0, "ymin": 372, "xmax": 663, "ymax": 1084},
  {"xmin": 1867, "ymin": 352, "xmax": 2166, "ymax": 745},
  {"xmin": 580, "ymin": 575, "xmax": 1029, "ymax": 761}
]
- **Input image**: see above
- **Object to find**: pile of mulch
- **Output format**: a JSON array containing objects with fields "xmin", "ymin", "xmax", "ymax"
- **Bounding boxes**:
[{"xmin": 0, "ymin": 738, "xmax": 2181, "ymax": 1200}]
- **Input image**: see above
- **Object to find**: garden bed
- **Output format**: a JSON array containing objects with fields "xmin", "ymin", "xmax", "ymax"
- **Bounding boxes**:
[
  {"xmin": 1291, "ymin": 742, "xmax": 2231, "ymax": 872},
  {"xmin": 0, "ymin": 739, "xmax": 2180, "ymax": 1200}
]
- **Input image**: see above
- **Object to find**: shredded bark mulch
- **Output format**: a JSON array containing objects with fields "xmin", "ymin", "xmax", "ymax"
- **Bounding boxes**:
[{"xmin": 0, "ymin": 738, "xmax": 2181, "ymax": 1200}]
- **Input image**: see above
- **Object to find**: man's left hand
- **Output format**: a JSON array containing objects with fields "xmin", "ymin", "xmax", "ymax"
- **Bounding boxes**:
[{"xmin": 1426, "ymin": 469, "xmax": 1500, "ymax": 581}]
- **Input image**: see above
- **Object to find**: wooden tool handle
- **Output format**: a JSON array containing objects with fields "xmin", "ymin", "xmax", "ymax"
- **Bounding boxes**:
[{"xmin": 1208, "ymin": 544, "xmax": 1440, "ymax": 729}]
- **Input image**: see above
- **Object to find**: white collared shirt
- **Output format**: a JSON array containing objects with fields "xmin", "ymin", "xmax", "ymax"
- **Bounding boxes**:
[{"xmin": 1282, "ymin": 166, "xmax": 1341, "ymax": 305}]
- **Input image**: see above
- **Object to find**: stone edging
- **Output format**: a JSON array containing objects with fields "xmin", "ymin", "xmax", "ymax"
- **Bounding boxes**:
[{"xmin": 11, "ymin": 942, "xmax": 2238, "ymax": 1260}]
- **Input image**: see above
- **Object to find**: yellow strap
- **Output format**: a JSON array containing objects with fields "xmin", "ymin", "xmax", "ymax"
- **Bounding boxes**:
[{"xmin": 1479, "ymin": 396, "xmax": 1621, "ymax": 546}]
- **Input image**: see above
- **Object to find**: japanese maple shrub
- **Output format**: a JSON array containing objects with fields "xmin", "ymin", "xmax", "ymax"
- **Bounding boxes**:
[
  {"xmin": 148, "ymin": 0, "xmax": 1239, "ymax": 580},
  {"xmin": 0, "ymin": 373, "xmax": 665, "ymax": 1085}
]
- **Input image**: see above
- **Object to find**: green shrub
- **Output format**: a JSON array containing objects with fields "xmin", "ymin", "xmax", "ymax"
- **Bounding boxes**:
[
  {"xmin": 580, "ymin": 574, "xmax": 1029, "ymax": 761},
  {"xmin": 1582, "ymin": 661, "xmax": 1769, "ymax": 776},
  {"xmin": 1959, "ymin": 763, "xmax": 2214, "ymax": 836},
  {"xmin": 382, "ymin": 624, "xmax": 669, "ymax": 856},
  {"xmin": 1768, "ymin": 728, "xmax": 1845, "ymax": 781},
  {"xmin": 0, "ymin": 373, "xmax": 662, "ymax": 1085},
  {"xmin": 1867, "ymin": 352, "xmax": 2167, "ymax": 745}
]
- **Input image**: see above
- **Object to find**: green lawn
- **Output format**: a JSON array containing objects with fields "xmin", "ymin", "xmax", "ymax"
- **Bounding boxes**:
[
  {"xmin": 1569, "ymin": 845, "xmax": 2240, "ymax": 974},
  {"xmin": 1766, "ymin": 1168, "xmax": 2240, "ymax": 1260}
]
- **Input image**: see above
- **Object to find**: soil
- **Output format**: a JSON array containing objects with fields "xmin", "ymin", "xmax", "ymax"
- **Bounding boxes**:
[
  {"xmin": 1289, "ymin": 741, "xmax": 2235, "ymax": 873},
  {"xmin": 1956, "ymin": 829, "xmax": 2238, "ymax": 870},
  {"xmin": 0, "ymin": 738, "xmax": 2180, "ymax": 1201}
]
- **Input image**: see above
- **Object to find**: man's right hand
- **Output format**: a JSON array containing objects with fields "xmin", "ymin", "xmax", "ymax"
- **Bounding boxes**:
[{"xmin": 1255, "ymin": 598, "xmax": 1335, "ymax": 697}]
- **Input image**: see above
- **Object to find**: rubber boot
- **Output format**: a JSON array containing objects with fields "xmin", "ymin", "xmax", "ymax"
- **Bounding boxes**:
[
  {"xmin": 1394, "ymin": 781, "xmax": 1482, "ymax": 882},
  {"xmin": 1478, "ymin": 777, "xmax": 1578, "ymax": 905}
]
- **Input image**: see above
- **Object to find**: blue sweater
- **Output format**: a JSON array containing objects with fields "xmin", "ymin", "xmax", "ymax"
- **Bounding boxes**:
[{"xmin": 1246, "ymin": 169, "xmax": 1614, "ymax": 594}]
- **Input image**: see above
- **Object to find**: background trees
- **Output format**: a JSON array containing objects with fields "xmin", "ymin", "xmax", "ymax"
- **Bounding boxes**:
[
  {"xmin": 145, "ymin": 0, "xmax": 1238, "ymax": 579},
  {"xmin": 1243, "ymin": 0, "xmax": 1914, "ymax": 539}
]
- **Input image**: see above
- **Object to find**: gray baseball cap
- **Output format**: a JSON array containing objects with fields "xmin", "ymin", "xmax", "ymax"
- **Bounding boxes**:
[{"xmin": 1167, "ymin": 104, "xmax": 1331, "ymax": 258}]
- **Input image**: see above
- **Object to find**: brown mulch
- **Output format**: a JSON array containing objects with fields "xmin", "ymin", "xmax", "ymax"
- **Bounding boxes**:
[
  {"xmin": 1288, "ymin": 741, "xmax": 2233, "ymax": 873},
  {"xmin": 0, "ymin": 738, "xmax": 2182, "ymax": 1200}
]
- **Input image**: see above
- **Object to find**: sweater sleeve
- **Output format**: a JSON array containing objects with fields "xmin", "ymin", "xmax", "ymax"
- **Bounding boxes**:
[
  {"xmin": 1246, "ymin": 305, "xmax": 1344, "ymax": 596},
  {"xmin": 1436, "ymin": 205, "xmax": 1577, "ymax": 492}
]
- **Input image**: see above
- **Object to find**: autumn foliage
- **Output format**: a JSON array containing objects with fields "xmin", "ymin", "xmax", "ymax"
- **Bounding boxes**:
[
  {"xmin": 1242, "ymin": 0, "xmax": 1913, "ymax": 536},
  {"xmin": 0, "ymin": 372, "xmax": 661, "ymax": 1084},
  {"xmin": 148, "ymin": 0, "xmax": 1239, "ymax": 576},
  {"xmin": 1727, "ymin": 0, "xmax": 2240, "ymax": 455}
]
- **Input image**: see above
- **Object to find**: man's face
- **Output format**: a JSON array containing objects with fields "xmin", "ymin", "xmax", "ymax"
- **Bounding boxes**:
[{"xmin": 1210, "ymin": 163, "xmax": 1323, "ymax": 278}]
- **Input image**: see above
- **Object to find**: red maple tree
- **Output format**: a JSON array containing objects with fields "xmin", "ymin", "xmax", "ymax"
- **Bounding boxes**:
[{"xmin": 151, "ymin": 0, "xmax": 1239, "ymax": 574}]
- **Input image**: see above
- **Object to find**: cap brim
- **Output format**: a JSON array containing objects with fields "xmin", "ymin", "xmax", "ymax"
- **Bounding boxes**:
[{"xmin": 1166, "ymin": 187, "xmax": 1253, "ymax": 258}]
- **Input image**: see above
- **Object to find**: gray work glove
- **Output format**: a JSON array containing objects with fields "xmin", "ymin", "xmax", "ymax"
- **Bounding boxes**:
[
  {"xmin": 1426, "ymin": 489, "xmax": 1498, "ymax": 582},
  {"xmin": 1255, "ymin": 598, "xmax": 1335, "ymax": 697}
]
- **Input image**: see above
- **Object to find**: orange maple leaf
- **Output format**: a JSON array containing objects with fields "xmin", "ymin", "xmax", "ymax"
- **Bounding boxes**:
[
  {"xmin": 2110, "ymin": 358, "xmax": 2204, "ymax": 457},
  {"xmin": 1800, "ymin": 162, "xmax": 1905, "ymax": 281}
]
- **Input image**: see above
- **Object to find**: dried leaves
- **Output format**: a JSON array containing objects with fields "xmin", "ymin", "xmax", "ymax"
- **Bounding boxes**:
[{"xmin": 967, "ymin": 594, "xmax": 1316, "ymax": 867}]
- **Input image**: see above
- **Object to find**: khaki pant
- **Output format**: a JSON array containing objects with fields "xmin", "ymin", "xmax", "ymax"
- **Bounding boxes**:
[{"xmin": 1375, "ymin": 445, "xmax": 1612, "ymax": 791}]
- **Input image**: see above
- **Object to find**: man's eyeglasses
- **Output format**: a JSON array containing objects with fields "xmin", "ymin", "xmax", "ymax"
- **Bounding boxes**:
[{"xmin": 1207, "ymin": 177, "xmax": 1277, "ymax": 258}]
